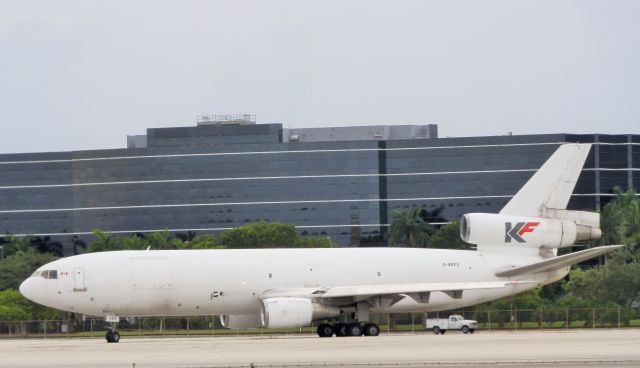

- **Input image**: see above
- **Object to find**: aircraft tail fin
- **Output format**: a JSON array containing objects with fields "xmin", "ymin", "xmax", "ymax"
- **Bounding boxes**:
[
  {"xmin": 500, "ymin": 144, "xmax": 592, "ymax": 217},
  {"xmin": 463, "ymin": 144, "xmax": 601, "ymax": 256}
]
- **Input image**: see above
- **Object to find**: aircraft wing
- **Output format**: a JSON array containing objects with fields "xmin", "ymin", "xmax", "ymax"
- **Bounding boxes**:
[
  {"xmin": 315, "ymin": 281, "xmax": 525, "ymax": 298},
  {"xmin": 495, "ymin": 244, "xmax": 624, "ymax": 277},
  {"xmin": 261, "ymin": 280, "xmax": 533, "ymax": 305}
]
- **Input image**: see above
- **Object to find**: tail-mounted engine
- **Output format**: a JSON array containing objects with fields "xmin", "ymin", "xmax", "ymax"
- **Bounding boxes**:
[{"xmin": 460, "ymin": 210, "xmax": 601, "ymax": 249}]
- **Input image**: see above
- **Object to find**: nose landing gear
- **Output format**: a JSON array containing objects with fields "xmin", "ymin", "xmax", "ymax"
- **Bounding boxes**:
[
  {"xmin": 105, "ymin": 316, "xmax": 120, "ymax": 343},
  {"xmin": 105, "ymin": 329, "xmax": 120, "ymax": 343}
]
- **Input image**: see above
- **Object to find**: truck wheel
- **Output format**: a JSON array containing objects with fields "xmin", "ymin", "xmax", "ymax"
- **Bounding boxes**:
[
  {"xmin": 432, "ymin": 326, "xmax": 440, "ymax": 335},
  {"xmin": 462, "ymin": 325, "xmax": 470, "ymax": 334},
  {"xmin": 470, "ymin": 329, "xmax": 475, "ymax": 334},
  {"xmin": 440, "ymin": 330, "xmax": 446, "ymax": 335}
]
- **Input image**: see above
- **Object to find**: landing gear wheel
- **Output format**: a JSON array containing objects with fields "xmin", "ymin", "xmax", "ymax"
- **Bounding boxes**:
[
  {"xmin": 317, "ymin": 323, "xmax": 334, "ymax": 338},
  {"xmin": 346, "ymin": 323, "xmax": 363, "ymax": 336},
  {"xmin": 105, "ymin": 330, "xmax": 120, "ymax": 343},
  {"xmin": 363, "ymin": 323, "xmax": 380, "ymax": 336},
  {"xmin": 334, "ymin": 323, "xmax": 347, "ymax": 337},
  {"xmin": 432, "ymin": 326, "xmax": 440, "ymax": 335},
  {"xmin": 462, "ymin": 325, "xmax": 470, "ymax": 334}
]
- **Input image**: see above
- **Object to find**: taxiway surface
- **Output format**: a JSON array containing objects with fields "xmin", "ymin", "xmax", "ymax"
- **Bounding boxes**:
[{"xmin": 2, "ymin": 329, "xmax": 640, "ymax": 368}]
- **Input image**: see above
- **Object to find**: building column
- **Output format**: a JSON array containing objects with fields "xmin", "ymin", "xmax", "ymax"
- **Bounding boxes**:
[
  {"xmin": 628, "ymin": 135, "xmax": 633, "ymax": 190},
  {"xmin": 377, "ymin": 141, "xmax": 388, "ymax": 244},
  {"xmin": 594, "ymin": 135, "xmax": 601, "ymax": 210}
]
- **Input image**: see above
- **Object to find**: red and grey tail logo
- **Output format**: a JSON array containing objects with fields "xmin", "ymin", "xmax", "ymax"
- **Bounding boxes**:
[{"xmin": 505, "ymin": 222, "xmax": 540, "ymax": 243}]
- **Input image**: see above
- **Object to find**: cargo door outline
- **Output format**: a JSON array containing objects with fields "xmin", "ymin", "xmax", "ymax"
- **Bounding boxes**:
[
  {"xmin": 130, "ymin": 257, "xmax": 173, "ymax": 290},
  {"xmin": 129, "ymin": 257, "xmax": 173, "ymax": 314}
]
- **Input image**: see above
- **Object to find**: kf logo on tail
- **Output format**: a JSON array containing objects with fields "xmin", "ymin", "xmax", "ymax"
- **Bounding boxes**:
[{"xmin": 505, "ymin": 222, "xmax": 540, "ymax": 243}]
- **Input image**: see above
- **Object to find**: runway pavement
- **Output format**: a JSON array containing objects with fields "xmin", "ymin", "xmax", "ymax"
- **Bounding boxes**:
[{"xmin": 2, "ymin": 329, "xmax": 640, "ymax": 368}]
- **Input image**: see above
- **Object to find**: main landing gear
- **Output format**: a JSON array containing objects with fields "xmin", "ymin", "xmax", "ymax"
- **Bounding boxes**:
[{"xmin": 316, "ymin": 322, "xmax": 380, "ymax": 337}]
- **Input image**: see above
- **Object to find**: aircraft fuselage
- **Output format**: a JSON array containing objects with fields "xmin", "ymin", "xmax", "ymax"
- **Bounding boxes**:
[{"xmin": 20, "ymin": 247, "xmax": 562, "ymax": 317}]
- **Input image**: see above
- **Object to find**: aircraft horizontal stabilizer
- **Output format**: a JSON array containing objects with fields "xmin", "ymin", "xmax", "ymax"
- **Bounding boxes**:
[
  {"xmin": 261, "ymin": 281, "xmax": 534, "ymax": 301},
  {"xmin": 495, "ymin": 245, "xmax": 624, "ymax": 277}
]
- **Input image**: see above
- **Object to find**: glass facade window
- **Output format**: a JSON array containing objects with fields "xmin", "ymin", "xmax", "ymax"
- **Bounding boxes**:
[{"xmin": 0, "ymin": 127, "xmax": 637, "ymax": 249}]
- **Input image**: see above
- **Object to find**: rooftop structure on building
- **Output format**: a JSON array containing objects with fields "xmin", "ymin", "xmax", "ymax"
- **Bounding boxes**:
[{"xmin": 127, "ymin": 115, "xmax": 438, "ymax": 149}]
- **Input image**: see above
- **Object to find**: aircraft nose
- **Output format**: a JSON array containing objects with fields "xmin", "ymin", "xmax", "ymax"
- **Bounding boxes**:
[{"xmin": 19, "ymin": 277, "xmax": 41, "ymax": 303}]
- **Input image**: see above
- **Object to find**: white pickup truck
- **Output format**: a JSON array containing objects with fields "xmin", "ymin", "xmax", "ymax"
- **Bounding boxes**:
[{"xmin": 425, "ymin": 315, "xmax": 477, "ymax": 334}]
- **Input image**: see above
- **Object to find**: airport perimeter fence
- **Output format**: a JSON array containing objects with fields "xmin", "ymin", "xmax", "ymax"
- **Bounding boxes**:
[{"xmin": 3, "ymin": 307, "xmax": 640, "ymax": 338}]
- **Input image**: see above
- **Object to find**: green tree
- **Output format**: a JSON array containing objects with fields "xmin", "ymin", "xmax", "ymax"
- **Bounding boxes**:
[
  {"xmin": 0, "ymin": 251, "xmax": 58, "ymax": 290},
  {"xmin": 218, "ymin": 222, "xmax": 332, "ymax": 248},
  {"xmin": 0, "ymin": 304, "xmax": 29, "ymax": 321},
  {"xmin": 0, "ymin": 289, "xmax": 59, "ymax": 334},
  {"xmin": 0, "ymin": 289, "xmax": 58, "ymax": 320},
  {"xmin": 295, "ymin": 236, "xmax": 334, "ymax": 248},
  {"xmin": 219, "ymin": 222, "xmax": 297, "ymax": 248},
  {"xmin": 88, "ymin": 229, "xmax": 122, "ymax": 252},
  {"xmin": 145, "ymin": 230, "xmax": 182, "ymax": 250},
  {"xmin": 387, "ymin": 206, "xmax": 432, "ymax": 247},
  {"xmin": 601, "ymin": 187, "xmax": 640, "ymax": 253},
  {"xmin": 120, "ymin": 234, "xmax": 148, "ymax": 250},
  {"xmin": 475, "ymin": 289, "xmax": 551, "ymax": 311},
  {"xmin": 566, "ymin": 253, "xmax": 640, "ymax": 307},
  {"xmin": 178, "ymin": 234, "xmax": 224, "ymax": 249},
  {"xmin": 560, "ymin": 187, "xmax": 640, "ymax": 307},
  {"xmin": 428, "ymin": 221, "xmax": 470, "ymax": 250},
  {"xmin": 2, "ymin": 235, "xmax": 34, "ymax": 257}
]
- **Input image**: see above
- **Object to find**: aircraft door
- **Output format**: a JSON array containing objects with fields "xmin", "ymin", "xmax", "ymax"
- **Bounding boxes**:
[{"xmin": 74, "ymin": 268, "xmax": 86, "ymax": 291}]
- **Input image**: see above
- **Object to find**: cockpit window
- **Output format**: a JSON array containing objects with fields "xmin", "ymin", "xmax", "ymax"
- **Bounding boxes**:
[{"xmin": 33, "ymin": 270, "xmax": 58, "ymax": 279}]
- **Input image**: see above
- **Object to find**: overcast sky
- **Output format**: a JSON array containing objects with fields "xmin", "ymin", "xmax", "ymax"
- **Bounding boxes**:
[{"xmin": 0, "ymin": 0, "xmax": 638, "ymax": 154}]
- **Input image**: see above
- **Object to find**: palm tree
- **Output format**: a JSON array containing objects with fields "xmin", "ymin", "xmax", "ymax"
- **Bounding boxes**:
[
  {"xmin": 88, "ymin": 229, "xmax": 122, "ymax": 252},
  {"xmin": 71, "ymin": 236, "xmax": 87, "ymax": 255},
  {"xmin": 175, "ymin": 231, "xmax": 197, "ymax": 243},
  {"xmin": 419, "ymin": 206, "xmax": 447, "ymax": 223},
  {"xmin": 387, "ymin": 206, "xmax": 432, "ymax": 247},
  {"xmin": 120, "ymin": 234, "xmax": 147, "ymax": 250},
  {"xmin": 145, "ymin": 230, "xmax": 180, "ymax": 250},
  {"xmin": 30, "ymin": 236, "xmax": 64, "ymax": 257}
]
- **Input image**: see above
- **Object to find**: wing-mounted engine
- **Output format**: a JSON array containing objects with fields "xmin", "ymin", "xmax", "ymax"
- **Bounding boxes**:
[
  {"xmin": 461, "ymin": 211, "xmax": 601, "ymax": 250},
  {"xmin": 260, "ymin": 297, "xmax": 341, "ymax": 328}
]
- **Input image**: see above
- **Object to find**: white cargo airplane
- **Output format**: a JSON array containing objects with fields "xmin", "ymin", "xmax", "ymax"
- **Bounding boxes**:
[{"xmin": 20, "ymin": 144, "xmax": 622, "ymax": 343}]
